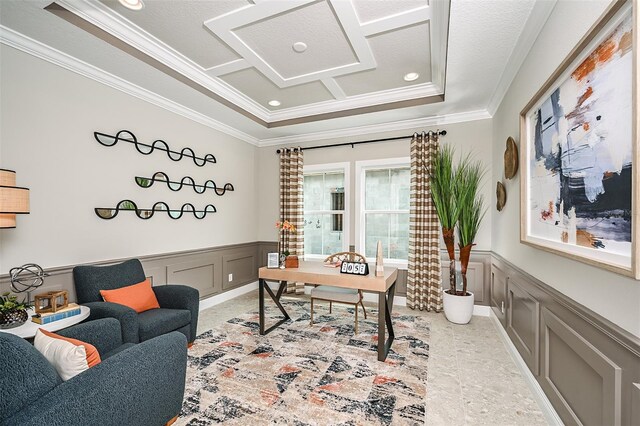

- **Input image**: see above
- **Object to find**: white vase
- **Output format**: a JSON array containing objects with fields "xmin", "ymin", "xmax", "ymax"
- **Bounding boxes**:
[{"xmin": 443, "ymin": 290, "xmax": 474, "ymax": 324}]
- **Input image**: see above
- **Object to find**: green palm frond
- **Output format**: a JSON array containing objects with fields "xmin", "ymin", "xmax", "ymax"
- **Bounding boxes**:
[
  {"xmin": 431, "ymin": 145, "xmax": 463, "ymax": 229},
  {"xmin": 456, "ymin": 159, "xmax": 486, "ymax": 247}
]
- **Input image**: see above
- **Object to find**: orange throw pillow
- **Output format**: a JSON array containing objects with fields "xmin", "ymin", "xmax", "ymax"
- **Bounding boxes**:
[
  {"xmin": 34, "ymin": 328, "xmax": 101, "ymax": 381},
  {"xmin": 100, "ymin": 278, "xmax": 160, "ymax": 313}
]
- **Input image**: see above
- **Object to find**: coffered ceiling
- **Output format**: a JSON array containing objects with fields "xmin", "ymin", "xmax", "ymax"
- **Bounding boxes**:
[{"xmin": 0, "ymin": 0, "xmax": 556, "ymax": 143}]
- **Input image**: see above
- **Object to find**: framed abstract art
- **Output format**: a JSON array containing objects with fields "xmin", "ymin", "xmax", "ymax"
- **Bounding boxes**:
[{"xmin": 520, "ymin": 0, "xmax": 639, "ymax": 278}]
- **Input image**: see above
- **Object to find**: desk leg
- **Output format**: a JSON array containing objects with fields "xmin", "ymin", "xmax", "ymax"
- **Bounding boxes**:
[
  {"xmin": 259, "ymin": 279, "xmax": 290, "ymax": 335},
  {"xmin": 377, "ymin": 281, "xmax": 396, "ymax": 361}
]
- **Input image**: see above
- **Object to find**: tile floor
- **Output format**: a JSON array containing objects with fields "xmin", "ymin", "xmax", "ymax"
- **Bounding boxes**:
[{"xmin": 197, "ymin": 290, "xmax": 548, "ymax": 425}]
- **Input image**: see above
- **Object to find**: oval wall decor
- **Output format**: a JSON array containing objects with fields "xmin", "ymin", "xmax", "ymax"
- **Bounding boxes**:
[
  {"xmin": 504, "ymin": 136, "xmax": 519, "ymax": 179},
  {"xmin": 496, "ymin": 181, "xmax": 506, "ymax": 212},
  {"xmin": 94, "ymin": 130, "xmax": 217, "ymax": 166}
]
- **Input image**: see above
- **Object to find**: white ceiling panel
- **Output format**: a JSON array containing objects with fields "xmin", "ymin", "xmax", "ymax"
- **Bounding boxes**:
[
  {"xmin": 220, "ymin": 67, "xmax": 334, "ymax": 110},
  {"xmin": 99, "ymin": 0, "xmax": 250, "ymax": 69},
  {"xmin": 233, "ymin": 1, "xmax": 358, "ymax": 80},
  {"xmin": 335, "ymin": 22, "xmax": 431, "ymax": 97},
  {"xmin": 352, "ymin": 0, "xmax": 428, "ymax": 24}
]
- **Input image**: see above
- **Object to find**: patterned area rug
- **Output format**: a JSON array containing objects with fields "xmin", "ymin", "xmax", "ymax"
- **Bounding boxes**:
[{"xmin": 178, "ymin": 300, "xmax": 430, "ymax": 425}]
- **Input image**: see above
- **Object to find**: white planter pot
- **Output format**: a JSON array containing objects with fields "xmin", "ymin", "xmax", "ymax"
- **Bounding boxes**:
[{"xmin": 443, "ymin": 290, "xmax": 474, "ymax": 324}]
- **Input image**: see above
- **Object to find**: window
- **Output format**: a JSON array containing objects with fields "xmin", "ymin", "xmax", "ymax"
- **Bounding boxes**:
[
  {"xmin": 356, "ymin": 158, "xmax": 410, "ymax": 262},
  {"xmin": 303, "ymin": 163, "xmax": 349, "ymax": 258}
]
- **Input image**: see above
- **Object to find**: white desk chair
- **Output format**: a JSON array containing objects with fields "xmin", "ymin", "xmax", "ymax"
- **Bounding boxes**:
[{"xmin": 310, "ymin": 252, "xmax": 368, "ymax": 334}]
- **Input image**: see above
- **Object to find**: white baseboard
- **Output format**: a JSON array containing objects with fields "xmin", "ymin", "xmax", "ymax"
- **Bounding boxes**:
[
  {"xmin": 199, "ymin": 281, "xmax": 258, "ymax": 312},
  {"xmin": 490, "ymin": 311, "xmax": 563, "ymax": 426},
  {"xmin": 472, "ymin": 305, "xmax": 491, "ymax": 317}
]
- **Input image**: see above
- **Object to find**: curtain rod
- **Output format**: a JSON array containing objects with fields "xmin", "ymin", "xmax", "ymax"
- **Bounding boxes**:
[{"xmin": 275, "ymin": 130, "xmax": 447, "ymax": 154}]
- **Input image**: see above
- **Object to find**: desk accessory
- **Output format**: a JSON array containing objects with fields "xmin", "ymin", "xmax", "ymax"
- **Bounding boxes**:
[
  {"xmin": 267, "ymin": 253, "xmax": 279, "ymax": 269},
  {"xmin": 340, "ymin": 261, "xmax": 369, "ymax": 276}
]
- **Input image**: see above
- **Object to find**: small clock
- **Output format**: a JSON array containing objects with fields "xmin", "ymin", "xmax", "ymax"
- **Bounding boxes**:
[{"xmin": 340, "ymin": 261, "xmax": 369, "ymax": 276}]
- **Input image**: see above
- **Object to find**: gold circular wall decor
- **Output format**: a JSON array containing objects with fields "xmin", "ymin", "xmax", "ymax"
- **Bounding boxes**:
[
  {"xmin": 496, "ymin": 181, "xmax": 506, "ymax": 211},
  {"xmin": 504, "ymin": 136, "xmax": 519, "ymax": 179}
]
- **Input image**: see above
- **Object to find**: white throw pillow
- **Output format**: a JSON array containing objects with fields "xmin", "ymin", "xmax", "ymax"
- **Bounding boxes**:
[{"xmin": 33, "ymin": 328, "xmax": 101, "ymax": 381}]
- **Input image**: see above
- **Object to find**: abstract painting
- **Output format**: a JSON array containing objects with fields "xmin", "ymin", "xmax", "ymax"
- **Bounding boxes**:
[{"xmin": 520, "ymin": 2, "xmax": 637, "ymax": 277}]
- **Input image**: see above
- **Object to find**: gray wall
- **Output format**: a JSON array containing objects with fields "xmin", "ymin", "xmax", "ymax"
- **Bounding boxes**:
[
  {"xmin": 0, "ymin": 45, "xmax": 259, "ymax": 274},
  {"xmin": 491, "ymin": 254, "xmax": 640, "ymax": 426},
  {"xmin": 0, "ymin": 242, "xmax": 273, "ymax": 301},
  {"xmin": 491, "ymin": 0, "xmax": 640, "ymax": 337}
]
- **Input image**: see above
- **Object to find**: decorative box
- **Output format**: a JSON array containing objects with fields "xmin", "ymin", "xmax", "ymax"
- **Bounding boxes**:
[
  {"xmin": 34, "ymin": 290, "xmax": 69, "ymax": 314},
  {"xmin": 285, "ymin": 255, "xmax": 299, "ymax": 268}
]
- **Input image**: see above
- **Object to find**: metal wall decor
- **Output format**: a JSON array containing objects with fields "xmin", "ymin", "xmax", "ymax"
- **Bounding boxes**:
[
  {"xmin": 94, "ymin": 130, "xmax": 217, "ymax": 166},
  {"xmin": 95, "ymin": 200, "xmax": 216, "ymax": 220},
  {"xmin": 135, "ymin": 172, "xmax": 234, "ymax": 195}
]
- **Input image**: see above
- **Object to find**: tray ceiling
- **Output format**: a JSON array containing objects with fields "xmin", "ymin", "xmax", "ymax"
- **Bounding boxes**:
[
  {"xmin": 45, "ymin": 0, "xmax": 448, "ymax": 127},
  {"xmin": 0, "ymin": 0, "xmax": 553, "ymax": 143}
]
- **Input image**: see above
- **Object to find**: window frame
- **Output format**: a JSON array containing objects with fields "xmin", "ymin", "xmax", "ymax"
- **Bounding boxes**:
[
  {"xmin": 355, "ymin": 157, "xmax": 411, "ymax": 267},
  {"xmin": 302, "ymin": 162, "xmax": 350, "ymax": 260}
]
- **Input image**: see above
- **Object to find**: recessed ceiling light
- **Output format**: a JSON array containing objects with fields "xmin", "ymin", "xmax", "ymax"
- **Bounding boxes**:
[
  {"xmin": 404, "ymin": 72, "xmax": 420, "ymax": 82},
  {"xmin": 292, "ymin": 42, "xmax": 307, "ymax": 53},
  {"xmin": 268, "ymin": 100, "xmax": 281, "ymax": 107},
  {"xmin": 119, "ymin": 0, "xmax": 144, "ymax": 11}
]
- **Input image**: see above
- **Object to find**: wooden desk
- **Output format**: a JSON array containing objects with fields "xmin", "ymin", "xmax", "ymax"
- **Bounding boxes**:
[{"xmin": 258, "ymin": 261, "xmax": 398, "ymax": 361}]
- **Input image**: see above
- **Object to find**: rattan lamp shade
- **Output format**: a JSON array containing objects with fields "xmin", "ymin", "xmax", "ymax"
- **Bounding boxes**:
[{"xmin": 0, "ymin": 169, "xmax": 30, "ymax": 228}]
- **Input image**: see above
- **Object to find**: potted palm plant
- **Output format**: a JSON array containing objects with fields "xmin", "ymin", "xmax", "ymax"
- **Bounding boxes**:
[{"xmin": 431, "ymin": 146, "xmax": 486, "ymax": 324}]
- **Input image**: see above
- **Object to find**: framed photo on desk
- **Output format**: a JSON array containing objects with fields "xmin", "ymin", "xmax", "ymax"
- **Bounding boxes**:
[{"xmin": 267, "ymin": 252, "xmax": 279, "ymax": 269}]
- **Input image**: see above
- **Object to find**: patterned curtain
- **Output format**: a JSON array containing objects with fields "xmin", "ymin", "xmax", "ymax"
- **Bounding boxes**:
[
  {"xmin": 407, "ymin": 132, "xmax": 442, "ymax": 311},
  {"xmin": 279, "ymin": 148, "xmax": 305, "ymax": 294}
]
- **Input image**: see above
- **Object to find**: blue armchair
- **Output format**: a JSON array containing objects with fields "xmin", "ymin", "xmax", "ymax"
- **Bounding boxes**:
[
  {"xmin": 73, "ymin": 259, "xmax": 199, "ymax": 344},
  {"xmin": 0, "ymin": 318, "xmax": 187, "ymax": 426}
]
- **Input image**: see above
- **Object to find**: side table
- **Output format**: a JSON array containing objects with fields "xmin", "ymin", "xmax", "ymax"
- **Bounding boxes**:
[{"xmin": 0, "ymin": 306, "xmax": 90, "ymax": 338}]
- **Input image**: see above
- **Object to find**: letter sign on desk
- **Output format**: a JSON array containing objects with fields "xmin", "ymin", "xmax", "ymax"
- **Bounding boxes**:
[{"xmin": 340, "ymin": 261, "xmax": 369, "ymax": 276}]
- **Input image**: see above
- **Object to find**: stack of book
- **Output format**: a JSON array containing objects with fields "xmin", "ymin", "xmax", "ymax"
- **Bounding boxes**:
[{"xmin": 31, "ymin": 303, "xmax": 81, "ymax": 325}]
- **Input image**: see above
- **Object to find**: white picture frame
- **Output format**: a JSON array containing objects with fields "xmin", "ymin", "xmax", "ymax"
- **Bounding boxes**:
[{"xmin": 267, "ymin": 252, "xmax": 279, "ymax": 269}]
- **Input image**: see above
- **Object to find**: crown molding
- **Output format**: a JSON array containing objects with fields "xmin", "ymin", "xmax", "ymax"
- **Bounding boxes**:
[
  {"xmin": 0, "ymin": 25, "xmax": 260, "ymax": 146},
  {"xmin": 52, "ymin": 0, "xmax": 448, "ymax": 125},
  {"xmin": 486, "ymin": 0, "xmax": 557, "ymax": 116},
  {"xmin": 1, "ymin": 25, "xmax": 493, "ymax": 149},
  {"xmin": 267, "ymin": 82, "xmax": 443, "ymax": 122},
  {"xmin": 56, "ymin": 0, "xmax": 271, "ymax": 121},
  {"xmin": 257, "ymin": 109, "xmax": 492, "ymax": 147}
]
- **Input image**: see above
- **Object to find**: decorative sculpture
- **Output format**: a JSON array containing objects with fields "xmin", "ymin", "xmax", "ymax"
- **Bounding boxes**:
[
  {"xmin": 375, "ymin": 241, "xmax": 384, "ymax": 277},
  {"xmin": 94, "ymin": 130, "xmax": 217, "ymax": 167},
  {"xmin": 95, "ymin": 200, "xmax": 216, "ymax": 220},
  {"xmin": 135, "ymin": 172, "xmax": 234, "ymax": 195}
]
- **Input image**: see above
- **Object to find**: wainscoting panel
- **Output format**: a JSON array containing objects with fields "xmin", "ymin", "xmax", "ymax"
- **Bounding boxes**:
[
  {"xmin": 490, "ymin": 264, "xmax": 508, "ymax": 325},
  {"xmin": 258, "ymin": 242, "xmax": 277, "ymax": 268},
  {"xmin": 507, "ymin": 277, "xmax": 540, "ymax": 375},
  {"xmin": 632, "ymin": 383, "xmax": 640, "ymax": 426},
  {"xmin": 222, "ymin": 248, "xmax": 258, "ymax": 291},
  {"xmin": 0, "ymin": 242, "xmax": 262, "ymax": 302},
  {"xmin": 144, "ymin": 265, "xmax": 167, "ymax": 287},
  {"xmin": 541, "ymin": 307, "xmax": 621, "ymax": 426},
  {"xmin": 492, "ymin": 254, "xmax": 639, "ymax": 426},
  {"xmin": 166, "ymin": 258, "xmax": 219, "ymax": 298},
  {"xmin": 441, "ymin": 260, "xmax": 486, "ymax": 303},
  {"xmin": 395, "ymin": 269, "xmax": 408, "ymax": 295}
]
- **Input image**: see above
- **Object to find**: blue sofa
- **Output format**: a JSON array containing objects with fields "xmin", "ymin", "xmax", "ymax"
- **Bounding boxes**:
[
  {"xmin": 73, "ymin": 259, "xmax": 199, "ymax": 344},
  {"xmin": 0, "ymin": 318, "xmax": 187, "ymax": 426}
]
